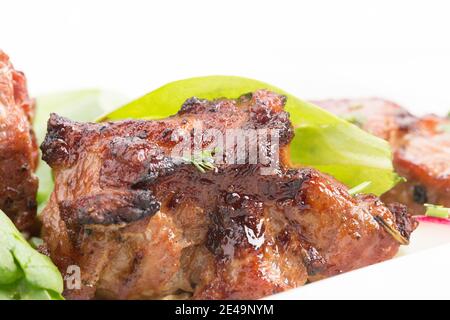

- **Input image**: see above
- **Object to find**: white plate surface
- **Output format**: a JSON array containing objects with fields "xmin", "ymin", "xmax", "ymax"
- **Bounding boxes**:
[{"xmin": 267, "ymin": 221, "xmax": 450, "ymax": 299}]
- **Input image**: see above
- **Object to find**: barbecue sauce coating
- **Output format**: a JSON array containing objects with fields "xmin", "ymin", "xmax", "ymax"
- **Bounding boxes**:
[{"xmin": 41, "ymin": 90, "xmax": 416, "ymax": 299}]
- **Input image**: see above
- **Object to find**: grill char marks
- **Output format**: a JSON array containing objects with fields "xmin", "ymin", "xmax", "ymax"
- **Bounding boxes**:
[{"xmin": 40, "ymin": 90, "xmax": 416, "ymax": 300}]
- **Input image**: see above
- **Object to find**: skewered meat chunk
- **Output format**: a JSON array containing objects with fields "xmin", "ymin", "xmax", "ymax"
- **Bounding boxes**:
[
  {"xmin": 312, "ymin": 98, "xmax": 450, "ymax": 215},
  {"xmin": 41, "ymin": 90, "xmax": 416, "ymax": 300},
  {"xmin": 0, "ymin": 50, "xmax": 38, "ymax": 232}
]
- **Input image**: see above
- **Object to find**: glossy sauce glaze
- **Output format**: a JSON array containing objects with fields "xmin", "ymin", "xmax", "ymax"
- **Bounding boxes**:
[{"xmin": 41, "ymin": 90, "xmax": 416, "ymax": 299}]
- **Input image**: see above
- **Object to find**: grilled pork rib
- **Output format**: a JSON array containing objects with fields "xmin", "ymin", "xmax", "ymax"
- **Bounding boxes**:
[
  {"xmin": 0, "ymin": 50, "xmax": 38, "ymax": 232},
  {"xmin": 41, "ymin": 91, "xmax": 416, "ymax": 299},
  {"xmin": 312, "ymin": 98, "xmax": 450, "ymax": 215}
]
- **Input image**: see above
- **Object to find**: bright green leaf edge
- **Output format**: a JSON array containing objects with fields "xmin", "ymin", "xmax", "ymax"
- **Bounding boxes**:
[
  {"xmin": 0, "ymin": 210, "xmax": 63, "ymax": 300},
  {"xmin": 99, "ymin": 75, "xmax": 398, "ymax": 195},
  {"xmin": 348, "ymin": 181, "xmax": 372, "ymax": 196}
]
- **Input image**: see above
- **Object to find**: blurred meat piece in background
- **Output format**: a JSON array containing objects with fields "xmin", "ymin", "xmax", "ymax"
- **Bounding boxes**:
[
  {"xmin": 0, "ymin": 50, "xmax": 38, "ymax": 233},
  {"xmin": 312, "ymin": 98, "xmax": 450, "ymax": 215}
]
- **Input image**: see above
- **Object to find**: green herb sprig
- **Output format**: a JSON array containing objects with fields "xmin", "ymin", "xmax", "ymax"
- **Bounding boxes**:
[{"xmin": 183, "ymin": 148, "xmax": 218, "ymax": 173}]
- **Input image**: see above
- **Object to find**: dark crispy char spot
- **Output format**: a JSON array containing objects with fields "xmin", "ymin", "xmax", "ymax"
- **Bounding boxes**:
[
  {"xmin": 301, "ymin": 244, "xmax": 326, "ymax": 276},
  {"xmin": 413, "ymin": 185, "xmax": 428, "ymax": 204},
  {"xmin": 247, "ymin": 92, "xmax": 293, "ymax": 145},
  {"xmin": 41, "ymin": 113, "xmax": 84, "ymax": 167},
  {"xmin": 178, "ymin": 97, "xmax": 210, "ymax": 114},
  {"xmin": 100, "ymin": 136, "xmax": 175, "ymax": 188},
  {"xmin": 59, "ymin": 190, "xmax": 160, "ymax": 226},
  {"xmin": 388, "ymin": 203, "xmax": 418, "ymax": 240}
]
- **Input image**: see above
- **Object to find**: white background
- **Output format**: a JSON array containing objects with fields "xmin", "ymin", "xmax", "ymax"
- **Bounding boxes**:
[
  {"xmin": 2, "ymin": 0, "xmax": 450, "ymax": 299},
  {"xmin": 2, "ymin": 0, "xmax": 450, "ymax": 116}
]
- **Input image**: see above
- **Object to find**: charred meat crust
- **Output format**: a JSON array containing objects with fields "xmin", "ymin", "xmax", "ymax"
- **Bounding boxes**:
[
  {"xmin": 40, "ymin": 90, "xmax": 416, "ymax": 300},
  {"xmin": 101, "ymin": 137, "xmax": 176, "ymax": 189},
  {"xmin": 41, "ymin": 91, "xmax": 295, "ymax": 228},
  {"xmin": 41, "ymin": 113, "xmax": 85, "ymax": 167},
  {"xmin": 59, "ymin": 190, "xmax": 161, "ymax": 226},
  {"xmin": 41, "ymin": 91, "xmax": 294, "ymax": 168},
  {"xmin": 388, "ymin": 202, "xmax": 418, "ymax": 240}
]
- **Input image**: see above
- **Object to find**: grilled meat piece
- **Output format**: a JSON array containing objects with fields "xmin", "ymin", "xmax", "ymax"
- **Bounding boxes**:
[
  {"xmin": 312, "ymin": 98, "xmax": 450, "ymax": 215},
  {"xmin": 0, "ymin": 50, "xmax": 38, "ymax": 232},
  {"xmin": 41, "ymin": 91, "xmax": 416, "ymax": 300}
]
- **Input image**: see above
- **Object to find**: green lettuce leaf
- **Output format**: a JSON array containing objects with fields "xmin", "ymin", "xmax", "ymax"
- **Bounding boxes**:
[
  {"xmin": 0, "ymin": 210, "xmax": 64, "ymax": 300},
  {"xmin": 34, "ymin": 89, "xmax": 126, "ymax": 209},
  {"xmin": 99, "ymin": 76, "xmax": 397, "ymax": 195}
]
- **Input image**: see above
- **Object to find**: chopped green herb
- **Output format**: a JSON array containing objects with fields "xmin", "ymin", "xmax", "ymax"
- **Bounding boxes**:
[
  {"xmin": 348, "ymin": 181, "xmax": 372, "ymax": 195},
  {"xmin": 183, "ymin": 148, "xmax": 218, "ymax": 173},
  {"xmin": 425, "ymin": 204, "xmax": 450, "ymax": 219}
]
